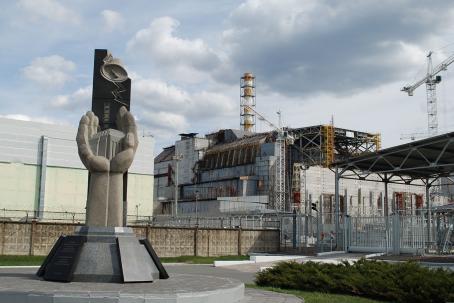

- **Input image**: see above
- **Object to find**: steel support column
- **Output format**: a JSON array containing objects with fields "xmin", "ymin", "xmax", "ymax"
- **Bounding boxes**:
[
  {"xmin": 334, "ymin": 167, "xmax": 340, "ymax": 249},
  {"xmin": 384, "ymin": 174, "xmax": 389, "ymax": 217},
  {"xmin": 384, "ymin": 174, "xmax": 390, "ymax": 255},
  {"xmin": 38, "ymin": 136, "xmax": 48, "ymax": 219},
  {"xmin": 425, "ymin": 179, "xmax": 432, "ymax": 244}
]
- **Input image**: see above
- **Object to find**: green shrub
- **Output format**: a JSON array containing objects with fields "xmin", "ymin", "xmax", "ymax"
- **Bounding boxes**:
[{"xmin": 255, "ymin": 259, "xmax": 454, "ymax": 303}]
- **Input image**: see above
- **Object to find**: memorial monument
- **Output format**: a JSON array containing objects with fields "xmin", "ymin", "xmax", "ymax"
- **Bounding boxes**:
[
  {"xmin": 36, "ymin": 49, "xmax": 168, "ymax": 283},
  {"xmin": 0, "ymin": 48, "xmax": 247, "ymax": 303}
]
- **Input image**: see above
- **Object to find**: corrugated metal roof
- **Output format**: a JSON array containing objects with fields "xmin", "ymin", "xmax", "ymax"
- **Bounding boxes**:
[
  {"xmin": 335, "ymin": 131, "xmax": 454, "ymax": 179},
  {"xmin": 154, "ymin": 145, "xmax": 175, "ymax": 163},
  {"xmin": 206, "ymin": 133, "xmax": 270, "ymax": 154}
]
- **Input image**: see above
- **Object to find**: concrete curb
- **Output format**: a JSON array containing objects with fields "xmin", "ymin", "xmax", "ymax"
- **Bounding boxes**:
[
  {"xmin": 214, "ymin": 255, "xmax": 306, "ymax": 267},
  {"xmin": 316, "ymin": 251, "xmax": 346, "ymax": 257},
  {"xmin": 0, "ymin": 265, "xmax": 40, "ymax": 268}
]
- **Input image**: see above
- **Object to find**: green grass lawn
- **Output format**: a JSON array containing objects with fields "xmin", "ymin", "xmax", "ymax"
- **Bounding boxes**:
[
  {"xmin": 246, "ymin": 284, "xmax": 387, "ymax": 303},
  {"xmin": 0, "ymin": 255, "xmax": 46, "ymax": 266},
  {"xmin": 0, "ymin": 255, "xmax": 249, "ymax": 266}
]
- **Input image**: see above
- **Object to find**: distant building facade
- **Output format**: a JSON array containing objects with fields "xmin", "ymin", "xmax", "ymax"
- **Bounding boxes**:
[
  {"xmin": 154, "ymin": 127, "xmax": 434, "ymax": 218},
  {"xmin": 0, "ymin": 117, "xmax": 154, "ymax": 220}
]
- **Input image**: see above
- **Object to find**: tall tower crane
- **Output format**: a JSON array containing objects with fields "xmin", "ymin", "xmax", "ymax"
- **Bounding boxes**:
[
  {"xmin": 401, "ymin": 51, "xmax": 454, "ymax": 138},
  {"xmin": 244, "ymin": 105, "xmax": 292, "ymax": 212}
]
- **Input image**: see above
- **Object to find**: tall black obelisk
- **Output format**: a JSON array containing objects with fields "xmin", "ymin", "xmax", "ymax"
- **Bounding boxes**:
[{"xmin": 91, "ymin": 49, "xmax": 131, "ymax": 225}]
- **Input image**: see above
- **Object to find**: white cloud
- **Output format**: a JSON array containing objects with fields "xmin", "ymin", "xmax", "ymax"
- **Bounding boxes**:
[
  {"xmin": 18, "ymin": 0, "xmax": 80, "ymax": 24},
  {"xmin": 217, "ymin": 0, "xmax": 454, "ymax": 96},
  {"xmin": 187, "ymin": 91, "xmax": 236, "ymax": 118},
  {"xmin": 141, "ymin": 111, "xmax": 188, "ymax": 133},
  {"xmin": 132, "ymin": 77, "xmax": 236, "ymax": 119},
  {"xmin": 51, "ymin": 86, "xmax": 91, "ymax": 109},
  {"xmin": 134, "ymin": 78, "xmax": 189, "ymax": 111},
  {"xmin": 101, "ymin": 9, "xmax": 124, "ymax": 32},
  {"xmin": 0, "ymin": 114, "xmax": 56, "ymax": 124},
  {"xmin": 127, "ymin": 17, "xmax": 221, "ymax": 72},
  {"xmin": 22, "ymin": 55, "xmax": 76, "ymax": 88}
]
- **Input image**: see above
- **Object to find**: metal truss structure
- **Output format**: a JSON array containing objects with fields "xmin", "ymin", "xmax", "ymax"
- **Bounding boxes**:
[
  {"xmin": 336, "ymin": 132, "xmax": 454, "ymax": 186},
  {"xmin": 288, "ymin": 125, "xmax": 381, "ymax": 168},
  {"xmin": 332, "ymin": 131, "xmax": 454, "ymax": 249}
]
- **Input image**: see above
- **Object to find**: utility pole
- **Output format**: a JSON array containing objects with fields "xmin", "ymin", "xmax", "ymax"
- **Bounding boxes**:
[
  {"xmin": 195, "ymin": 190, "xmax": 199, "ymax": 222},
  {"xmin": 172, "ymin": 154, "xmax": 183, "ymax": 216}
]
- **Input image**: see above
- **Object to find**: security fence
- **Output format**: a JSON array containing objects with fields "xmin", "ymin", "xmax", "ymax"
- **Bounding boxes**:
[
  {"xmin": 347, "ymin": 214, "xmax": 430, "ymax": 254},
  {"xmin": 144, "ymin": 214, "xmax": 281, "ymax": 229},
  {"xmin": 0, "ymin": 208, "xmax": 451, "ymax": 254},
  {"xmin": 278, "ymin": 210, "xmax": 452, "ymax": 255},
  {"xmin": 0, "ymin": 209, "xmax": 280, "ymax": 230}
]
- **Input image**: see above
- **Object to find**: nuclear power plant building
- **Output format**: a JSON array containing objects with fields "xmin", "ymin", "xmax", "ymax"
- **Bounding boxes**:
[{"xmin": 153, "ymin": 126, "xmax": 428, "ymax": 218}]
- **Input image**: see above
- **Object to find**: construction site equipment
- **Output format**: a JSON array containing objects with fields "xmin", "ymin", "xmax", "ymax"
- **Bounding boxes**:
[
  {"xmin": 322, "ymin": 125, "xmax": 334, "ymax": 167},
  {"xmin": 402, "ymin": 51, "xmax": 454, "ymax": 138},
  {"xmin": 244, "ymin": 105, "xmax": 289, "ymax": 212},
  {"xmin": 290, "ymin": 126, "xmax": 380, "ymax": 168},
  {"xmin": 240, "ymin": 73, "xmax": 256, "ymax": 132}
]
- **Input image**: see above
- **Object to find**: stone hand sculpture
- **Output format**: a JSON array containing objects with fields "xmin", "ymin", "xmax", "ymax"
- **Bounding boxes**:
[{"xmin": 76, "ymin": 106, "xmax": 138, "ymax": 227}]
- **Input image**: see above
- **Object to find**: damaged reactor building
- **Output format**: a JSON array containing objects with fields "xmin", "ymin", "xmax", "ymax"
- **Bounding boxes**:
[{"xmin": 154, "ymin": 73, "xmax": 429, "ymax": 218}]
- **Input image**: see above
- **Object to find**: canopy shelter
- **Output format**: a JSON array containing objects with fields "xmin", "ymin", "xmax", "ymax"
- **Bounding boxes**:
[{"xmin": 331, "ymin": 131, "xmax": 454, "ymax": 249}]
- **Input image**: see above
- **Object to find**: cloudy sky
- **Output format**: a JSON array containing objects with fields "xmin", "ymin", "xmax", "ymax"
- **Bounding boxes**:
[{"xmin": 1, "ymin": 0, "xmax": 454, "ymax": 153}]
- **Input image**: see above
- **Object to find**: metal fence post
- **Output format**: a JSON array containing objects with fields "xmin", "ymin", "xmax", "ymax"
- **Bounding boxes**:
[
  {"xmin": 334, "ymin": 167, "xmax": 340, "ymax": 249},
  {"xmin": 343, "ymin": 215, "xmax": 350, "ymax": 252},
  {"xmin": 292, "ymin": 209, "xmax": 296, "ymax": 249},
  {"xmin": 392, "ymin": 213, "xmax": 400, "ymax": 255}
]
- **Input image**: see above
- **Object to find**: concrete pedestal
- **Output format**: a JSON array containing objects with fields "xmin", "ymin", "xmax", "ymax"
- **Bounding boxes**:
[{"xmin": 37, "ymin": 226, "xmax": 168, "ymax": 283}]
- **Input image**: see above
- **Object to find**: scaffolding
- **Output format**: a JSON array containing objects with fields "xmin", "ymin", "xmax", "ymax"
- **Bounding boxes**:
[
  {"xmin": 289, "ymin": 125, "xmax": 381, "ymax": 168},
  {"xmin": 274, "ymin": 135, "xmax": 286, "ymax": 212},
  {"xmin": 322, "ymin": 125, "xmax": 334, "ymax": 167},
  {"xmin": 373, "ymin": 133, "xmax": 381, "ymax": 151}
]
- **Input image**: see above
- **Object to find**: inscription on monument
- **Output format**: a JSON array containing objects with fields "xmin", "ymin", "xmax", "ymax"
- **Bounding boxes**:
[{"xmin": 43, "ymin": 236, "xmax": 85, "ymax": 282}]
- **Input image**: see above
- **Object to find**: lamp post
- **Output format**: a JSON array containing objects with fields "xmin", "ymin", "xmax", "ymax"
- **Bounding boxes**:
[
  {"xmin": 172, "ymin": 154, "xmax": 183, "ymax": 216},
  {"xmin": 135, "ymin": 203, "xmax": 141, "ymax": 221},
  {"xmin": 195, "ymin": 190, "xmax": 199, "ymax": 221}
]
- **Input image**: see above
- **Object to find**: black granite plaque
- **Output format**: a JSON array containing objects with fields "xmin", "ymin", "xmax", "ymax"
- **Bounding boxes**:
[
  {"xmin": 37, "ymin": 235, "xmax": 64, "ymax": 277},
  {"xmin": 43, "ymin": 235, "xmax": 85, "ymax": 282},
  {"xmin": 140, "ymin": 239, "xmax": 169, "ymax": 279}
]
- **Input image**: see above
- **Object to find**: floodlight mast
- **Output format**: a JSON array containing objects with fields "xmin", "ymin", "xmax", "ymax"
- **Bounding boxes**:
[{"xmin": 401, "ymin": 51, "xmax": 454, "ymax": 138}]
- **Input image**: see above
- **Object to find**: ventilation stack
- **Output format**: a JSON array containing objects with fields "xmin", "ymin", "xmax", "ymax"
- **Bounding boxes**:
[{"xmin": 240, "ymin": 72, "xmax": 256, "ymax": 132}]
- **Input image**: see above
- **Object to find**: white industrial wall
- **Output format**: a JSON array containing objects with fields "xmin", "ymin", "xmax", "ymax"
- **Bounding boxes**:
[
  {"xmin": 304, "ymin": 166, "xmax": 427, "ymax": 216},
  {"xmin": 0, "ymin": 117, "xmax": 154, "ymax": 218}
]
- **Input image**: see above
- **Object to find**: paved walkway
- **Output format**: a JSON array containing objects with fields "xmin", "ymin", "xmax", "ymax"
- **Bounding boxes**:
[
  {"xmin": 167, "ymin": 263, "xmax": 256, "ymax": 283},
  {"xmin": 243, "ymin": 288, "xmax": 302, "ymax": 303},
  {"xmin": 0, "ymin": 266, "xmax": 303, "ymax": 302}
]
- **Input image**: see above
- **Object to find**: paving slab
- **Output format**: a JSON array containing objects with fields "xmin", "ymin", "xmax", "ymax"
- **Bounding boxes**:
[
  {"xmin": 242, "ymin": 288, "xmax": 303, "ymax": 303},
  {"xmin": 0, "ymin": 267, "xmax": 304, "ymax": 303},
  {"xmin": 0, "ymin": 268, "xmax": 243, "ymax": 303}
]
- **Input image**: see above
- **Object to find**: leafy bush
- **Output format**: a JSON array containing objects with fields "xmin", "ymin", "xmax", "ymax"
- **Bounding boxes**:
[{"xmin": 255, "ymin": 259, "xmax": 454, "ymax": 303}]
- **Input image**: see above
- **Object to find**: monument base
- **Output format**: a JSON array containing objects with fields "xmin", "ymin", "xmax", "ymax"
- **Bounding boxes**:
[
  {"xmin": 0, "ymin": 270, "xmax": 245, "ymax": 303},
  {"xmin": 37, "ymin": 226, "xmax": 168, "ymax": 283}
]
